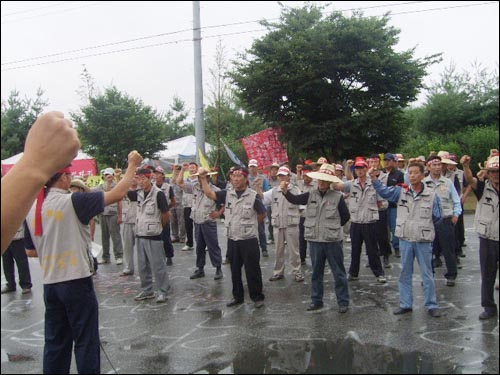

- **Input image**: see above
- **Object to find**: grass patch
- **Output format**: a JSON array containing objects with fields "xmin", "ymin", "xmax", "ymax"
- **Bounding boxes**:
[{"xmin": 463, "ymin": 194, "xmax": 477, "ymax": 213}]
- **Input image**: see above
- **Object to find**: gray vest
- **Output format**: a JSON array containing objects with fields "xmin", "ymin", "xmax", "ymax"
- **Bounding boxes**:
[
  {"xmin": 192, "ymin": 183, "xmax": 220, "ymax": 224},
  {"xmin": 122, "ymin": 194, "xmax": 137, "ymax": 224},
  {"xmin": 424, "ymin": 176, "xmax": 454, "ymax": 218},
  {"xmin": 445, "ymin": 168, "xmax": 465, "ymax": 197},
  {"xmin": 96, "ymin": 182, "xmax": 118, "ymax": 215},
  {"xmin": 269, "ymin": 176, "xmax": 280, "ymax": 189},
  {"xmin": 224, "ymin": 188, "xmax": 259, "ymax": 241},
  {"xmin": 136, "ymin": 185, "xmax": 163, "ymax": 236},
  {"xmin": 347, "ymin": 179, "xmax": 379, "ymax": 223},
  {"xmin": 303, "ymin": 189, "xmax": 343, "ymax": 242},
  {"xmin": 395, "ymin": 186, "xmax": 436, "ymax": 242},
  {"xmin": 270, "ymin": 185, "xmax": 301, "ymax": 228},
  {"xmin": 474, "ymin": 180, "xmax": 499, "ymax": 241}
]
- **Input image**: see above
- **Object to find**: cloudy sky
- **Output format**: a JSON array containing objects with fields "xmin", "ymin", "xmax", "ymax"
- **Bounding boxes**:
[{"xmin": 1, "ymin": 1, "xmax": 499, "ymax": 120}]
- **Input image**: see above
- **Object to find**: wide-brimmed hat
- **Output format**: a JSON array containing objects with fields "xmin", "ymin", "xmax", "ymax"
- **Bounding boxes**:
[
  {"xmin": 396, "ymin": 153, "xmax": 405, "ymax": 161},
  {"xmin": 70, "ymin": 179, "xmax": 90, "ymax": 192},
  {"xmin": 266, "ymin": 162, "xmax": 280, "ymax": 170},
  {"xmin": 479, "ymin": 155, "xmax": 499, "ymax": 171},
  {"xmin": 306, "ymin": 164, "xmax": 342, "ymax": 183},
  {"xmin": 316, "ymin": 157, "xmax": 328, "ymax": 165},
  {"xmin": 441, "ymin": 157, "xmax": 458, "ymax": 165}
]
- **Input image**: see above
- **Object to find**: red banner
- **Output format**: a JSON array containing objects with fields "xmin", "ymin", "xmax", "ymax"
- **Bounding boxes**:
[
  {"xmin": 2, "ymin": 158, "xmax": 97, "ymax": 177},
  {"xmin": 241, "ymin": 127, "xmax": 288, "ymax": 169}
]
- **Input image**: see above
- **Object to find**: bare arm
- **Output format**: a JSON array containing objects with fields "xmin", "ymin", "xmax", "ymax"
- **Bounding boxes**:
[
  {"xmin": 345, "ymin": 160, "xmax": 354, "ymax": 180},
  {"xmin": 2, "ymin": 112, "xmax": 80, "ymax": 254},
  {"xmin": 198, "ymin": 169, "xmax": 217, "ymax": 200},
  {"xmin": 103, "ymin": 151, "xmax": 143, "ymax": 206},
  {"xmin": 460, "ymin": 155, "xmax": 477, "ymax": 190},
  {"xmin": 161, "ymin": 211, "xmax": 170, "ymax": 228}
]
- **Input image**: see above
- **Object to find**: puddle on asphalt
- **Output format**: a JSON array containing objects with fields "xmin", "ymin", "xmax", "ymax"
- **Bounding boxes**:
[{"xmin": 193, "ymin": 332, "xmax": 471, "ymax": 374}]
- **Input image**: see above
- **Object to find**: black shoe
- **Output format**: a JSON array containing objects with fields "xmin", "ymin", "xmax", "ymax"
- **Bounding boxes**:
[
  {"xmin": 479, "ymin": 310, "xmax": 497, "ymax": 320},
  {"xmin": 456, "ymin": 258, "xmax": 462, "ymax": 269},
  {"xmin": 307, "ymin": 303, "xmax": 323, "ymax": 311},
  {"xmin": 226, "ymin": 299, "xmax": 244, "ymax": 307},
  {"xmin": 445, "ymin": 279, "xmax": 456, "ymax": 287},
  {"xmin": 190, "ymin": 269, "xmax": 205, "ymax": 279},
  {"xmin": 254, "ymin": 300, "xmax": 264, "ymax": 309},
  {"xmin": 262, "ymin": 250, "xmax": 269, "ymax": 257},
  {"xmin": 1, "ymin": 285, "xmax": 16, "ymax": 294},
  {"xmin": 393, "ymin": 307, "xmax": 413, "ymax": 315},
  {"xmin": 338, "ymin": 305, "xmax": 348, "ymax": 314},
  {"xmin": 214, "ymin": 268, "xmax": 223, "ymax": 280},
  {"xmin": 428, "ymin": 308, "xmax": 441, "ymax": 318},
  {"xmin": 166, "ymin": 257, "xmax": 173, "ymax": 266}
]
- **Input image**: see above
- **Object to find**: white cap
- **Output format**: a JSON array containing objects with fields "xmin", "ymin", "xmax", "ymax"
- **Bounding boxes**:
[
  {"xmin": 248, "ymin": 159, "xmax": 258, "ymax": 167},
  {"xmin": 102, "ymin": 167, "xmax": 114, "ymax": 176},
  {"xmin": 277, "ymin": 166, "xmax": 291, "ymax": 176}
]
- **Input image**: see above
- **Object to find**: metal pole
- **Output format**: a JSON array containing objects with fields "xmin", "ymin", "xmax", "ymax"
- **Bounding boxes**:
[{"xmin": 193, "ymin": 1, "xmax": 205, "ymax": 164}]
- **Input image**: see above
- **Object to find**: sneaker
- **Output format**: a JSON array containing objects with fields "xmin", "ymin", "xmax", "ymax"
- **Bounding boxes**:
[
  {"xmin": 1, "ymin": 286, "xmax": 16, "ymax": 294},
  {"xmin": 307, "ymin": 303, "xmax": 323, "ymax": 311},
  {"xmin": 166, "ymin": 257, "xmax": 173, "ymax": 266},
  {"xmin": 214, "ymin": 268, "xmax": 223, "ymax": 280},
  {"xmin": 266, "ymin": 239, "xmax": 274, "ymax": 245},
  {"xmin": 116, "ymin": 258, "xmax": 123, "ymax": 265},
  {"xmin": 377, "ymin": 276, "xmax": 387, "ymax": 284},
  {"xmin": 21, "ymin": 288, "xmax": 32, "ymax": 294},
  {"xmin": 446, "ymin": 279, "xmax": 456, "ymax": 287},
  {"xmin": 182, "ymin": 245, "xmax": 194, "ymax": 251},
  {"xmin": 254, "ymin": 300, "xmax": 265, "ymax": 309},
  {"xmin": 119, "ymin": 271, "xmax": 134, "ymax": 276},
  {"xmin": 294, "ymin": 273, "xmax": 305, "ymax": 282},
  {"xmin": 262, "ymin": 250, "xmax": 269, "ymax": 257},
  {"xmin": 347, "ymin": 274, "xmax": 358, "ymax": 281},
  {"xmin": 479, "ymin": 310, "xmax": 498, "ymax": 320},
  {"xmin": 98, "ymin": 259, "xmax": 110, "ymax": 264},
  {"xmin": 269, "ymin": 274, "xmax": 284, "ymax": 281},
  {"xmin": 190, "ymin": 269, "xmax": 205, "ymax": 279},
  {"xmin": 134, "ymin": 291, "xmax": 155, "ymax": 301},
  {"xmin": 432, "ymin": 257, "xmax": 443, "ymax": 268},
  {"xmin": 345, "ymin": 237, "xmax": 351, "ymax": 243},
  {"xmin": 383, "ymin": 256, "xmax": 391, "ymax": 268},
  {"xmin": 428, "ymin": 308, "xmax": 441, "ymax": 318},
  {"xmin": 226, "ymin": 299, "xmax": 244, "ymax": 307},
  {"xmin": 338, "ymin": 305, "xmax": 348, "ymax": 314},
  {"xmin": 156, "ymin": 293, "xmax": 167, "ymax": 304}
]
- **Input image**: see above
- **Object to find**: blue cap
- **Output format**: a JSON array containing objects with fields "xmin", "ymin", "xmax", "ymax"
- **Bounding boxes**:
[{"xmin": 384, "ymin": 153, "xmax": 396, "ymax": 161}]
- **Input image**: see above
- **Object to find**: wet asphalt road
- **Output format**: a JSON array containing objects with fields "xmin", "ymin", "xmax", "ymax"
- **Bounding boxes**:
[{"xmin": 1, "ymin": 214, "xmax": 498, "ymax": 374}]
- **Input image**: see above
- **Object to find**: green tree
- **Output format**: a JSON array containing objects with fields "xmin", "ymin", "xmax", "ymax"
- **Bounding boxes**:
[
  {"xmin": 72, "ymin": 86, "xmax": 168, "ymax": 168},
  {"xmin": 1, "ymin": 88, "xmax": 48, "ymax": 160},
  {"xmin": 230, "ymin": 4, "xmax": 440, "ymax": 160},
  {"xmin": 163, "ymin": 96, "xmax": 193, "ymax": 140}
]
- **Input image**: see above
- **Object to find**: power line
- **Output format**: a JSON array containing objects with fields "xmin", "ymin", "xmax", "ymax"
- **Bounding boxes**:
[
  {"xmin": 0, "ymin": 1, "xmax": 440, "ymax": 65},
  {"xmin": 2, "ymin": 1, "xmax": 497, "ymax": 72},
  {"xmin": 1, "ymin": 1, "xmax": 80, "ymax": 17}
]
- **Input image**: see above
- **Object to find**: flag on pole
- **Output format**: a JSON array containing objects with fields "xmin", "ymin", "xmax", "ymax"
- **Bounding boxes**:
[
  {"xmin": 221, "ymin": 140, "xmax": 245, "ymax": 167},
  {"xmin": 198, "ymin": 148, "xmax": 210, "ymax": 170}
]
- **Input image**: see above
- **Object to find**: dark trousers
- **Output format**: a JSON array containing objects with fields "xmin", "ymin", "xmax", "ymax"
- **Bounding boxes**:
[
  {"xmin": 434, "ymin": 218, "xmax": 458, "ymax": 280},
  {"xmin": 457, "ymin": 205, "xmax": 466, "ymax": 247},
  {"xmin": 258, "ymin": 221, "xmax": 267, "ymax": 253},
  {"xmin": 43, "ymin": 277, "xmax": 100, "ymax": 374},
  {"xmin": 374, "ymin": 210, "xmax": 392, "ymax": 257},
  {"xmin": 479, "ymin": 237, "xmax": 499, "ymax": 312},
  {"xmin": 349, "ymin": 222, "xmax": 384, "ymax": 277},
  {"xmin": 267, "ymin": 206, "xmax": 274, "ymax": 241},
  {"xmin": 161, "ymin": 224, "xmax": 174, "ymax": 258},
  {"xmin": 183, "ymin": 207, "xmax": 194, "ymax": 247},
  {"xmin": 229, "ymin": 238, "xmax": 264, "ymax": 302},
  {"xmin": 2, "ymin": 239, "xmax": 32, "ymax": 290},
  {"xmin": 299, "ymin": 217, "xmax": 307, "ymax": 262},
  {"xmin": 195, "ymin": 221, "xmax": 222, "ymax": 269}
]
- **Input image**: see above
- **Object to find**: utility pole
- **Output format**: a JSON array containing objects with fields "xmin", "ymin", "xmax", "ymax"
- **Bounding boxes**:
[{"xmin": 193, "ymin": 1, "xmax": 205, "ymax": 164}]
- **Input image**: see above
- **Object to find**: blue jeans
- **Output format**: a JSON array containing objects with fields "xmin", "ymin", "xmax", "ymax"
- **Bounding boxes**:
[
  {"xmin": 387, "ymin": 207, "xmax": 399, "ymax": 251},
  {"xmin": 309, "ymin": 241, "xmax": 349, "ymax": 307},
  {"xmin": 398, "ymin": 240, "xmax": 438, "ymax": 310},
  {"xmin": 195, "ymin": 221, "xmax": 222, "ymax": 269},
  {"xmin": 43, "ymin": 277, "xmax": 100, "ymax": 374}
]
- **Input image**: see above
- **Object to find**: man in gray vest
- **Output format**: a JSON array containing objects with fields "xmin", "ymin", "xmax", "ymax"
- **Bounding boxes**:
[
  {"xmin": 425, "ymin": 155, "xmax": 462, "ymax": 287},
  {"xmin": 154, "ymin": 166, "xmax": 176, "ymax": 265},
  {"xmin": 461, "ymin": 154, "xmax": 499, "ymax": 320},
  {"xmin": 369, "ymin": 162, "xmax": 442, "ymax": 318},
  {"xmin": 128, "ymin": 166, "xmax": 170, "ymax": 303},
  {"xmin": 282, "ymin": 163, "xmax": 351, "ymax": 313},
  {"xmin": 258, "ymin": 166, "xmax": 304, "ymax": 282},
  {"xmin": 344, "ymin": 158, "xmax": 386, "ymax": 284},
  {"xmin": 94, "ymin": 167, "xmax": 124, "ymax": 265},
  {"xmin": 178, "ymin": 168, "xmax": 224, "ymax": 281},
  {"xmin": 200, "ymin": 166, "xmax": 266, "ymax": 309}
]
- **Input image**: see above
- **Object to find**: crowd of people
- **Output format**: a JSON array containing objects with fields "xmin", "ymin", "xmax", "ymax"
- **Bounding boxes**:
[{"xmin": 1, "ymin": 112, "xmax": 498, "ymax": 373}]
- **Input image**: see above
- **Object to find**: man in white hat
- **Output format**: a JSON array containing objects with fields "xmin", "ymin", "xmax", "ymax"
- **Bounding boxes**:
[
  {"xmin": 257, "ymin": 166, "xmax": 304, "ymax": 282},
  {"xmin": 248, "ymin": 159, "xmax": 271, "ymax": 257},
  {"xmin": 425, "ymin": 155, "xmax": 462, "ymax": 287},
  {"xmin": 281, "ymin": 163, "xmax": 350, "ymax": 313},
  {"xmin": 461, "ymin": 154, "xmax": 499, "ymax": 320},
  {"xmin": 94, "ymin": 167, "xmax": 124, "ymax": 265}
]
